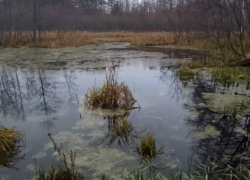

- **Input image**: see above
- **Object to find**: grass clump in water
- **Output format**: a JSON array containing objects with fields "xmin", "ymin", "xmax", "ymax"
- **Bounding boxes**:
[
  {"xmin": 0, "ymin": 124, "xmax": 24, "ymax": 169},
  {"xmin": 211, "ymin": 67, "xmax": 250, "ymax": 83},
  {"xmin": 0, "ymin": 124, "xmax": 22, "ymax": 152},
  {"xmin": 178, "ymin": 67, "xmax": 201, "ymax": 81},
  {"xmin": 85, "ymin": 64, "xmax": 137, "ymax": 110},
  {"xmin": 136, "ymin": 134, "xmax": 163, "ymax": 163}
]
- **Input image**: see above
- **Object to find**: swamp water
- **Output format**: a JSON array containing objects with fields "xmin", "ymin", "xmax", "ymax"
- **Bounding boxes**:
[{"xmin": 0, "ymin": 43, "xmax": 249, "ymax": 180}]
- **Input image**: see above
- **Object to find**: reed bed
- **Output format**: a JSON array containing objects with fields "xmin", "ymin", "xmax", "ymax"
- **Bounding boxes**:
[{"xmin": 0, "ymin": 31, "xmax": 202, "ymax": 48}]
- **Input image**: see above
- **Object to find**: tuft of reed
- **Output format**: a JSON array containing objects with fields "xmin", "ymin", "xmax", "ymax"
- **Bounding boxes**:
[
  {"xmin": 85, "ymin": 64, "xmax": 137, "ymax": 110},
  {"xmin": 0, "ymin": 124, "xmax": 24, "ymax": 169},
  {"xmin": 0, "ymin": 124, "xmax": 21, "ymax": 152},
  {"xmin": 136, "ymin": 134, "xmax": 163, "ymax": 163}
]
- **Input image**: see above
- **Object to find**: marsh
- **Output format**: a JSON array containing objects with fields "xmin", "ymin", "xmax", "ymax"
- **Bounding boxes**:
[{"xmin": 0, "ymin": 43, "xmax": 249, "ymax": 180}]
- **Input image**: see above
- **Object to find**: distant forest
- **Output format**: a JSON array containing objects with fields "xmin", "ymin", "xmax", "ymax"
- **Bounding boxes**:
[{"xmin": 0, "ymin": 0, "xmax": 250, "ymax": 33}]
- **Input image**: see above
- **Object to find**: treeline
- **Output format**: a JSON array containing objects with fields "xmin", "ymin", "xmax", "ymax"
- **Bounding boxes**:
[
  {"xmin": 0, "ymin": 0, "xmax": 250, "ymax": 60},
  {"xmin": 0, "ymin": 0, "xmax": 212, "ymax": 33},
  {"xmin": 0, "ymin": 0, "xmax": 249, "ymax": 33}
]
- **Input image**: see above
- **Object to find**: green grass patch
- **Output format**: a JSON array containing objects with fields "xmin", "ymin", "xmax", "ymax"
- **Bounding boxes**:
[
  {"xmin": 211, "ymin": 67, "xmax": 250, "ymax": 83},
  {"xmin": 136, "ymin": 134, "xmax": 163, "ymax": 163},
  {"xmin": 179, "ymin": 67, "xmax": 202, "ymax": 81}
]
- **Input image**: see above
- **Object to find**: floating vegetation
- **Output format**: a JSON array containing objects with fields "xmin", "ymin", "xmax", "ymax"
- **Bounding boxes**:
[
  {"xmin": 211, "ymin": 67, "xmax": 250, "ymax": 84},
  {"xmin": 0, "ymin": 124, "xmax": 25, "ymax": 169},
  {"xmin": 85, "ymin": 63, "xmax": 137, "ymax": 110},
  {"xmin": 136, "ymin": 134, "xmax": 164, "ymax": 164},
  {"xmin": 36, "ymin": 134, "xmax": 84, "ymax": 180},
  {"xmin": 178, "ymin": 67, "xmax": 201, "ymax": 81}
]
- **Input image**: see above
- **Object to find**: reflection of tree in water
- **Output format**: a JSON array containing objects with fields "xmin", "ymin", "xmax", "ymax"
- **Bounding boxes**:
[
  {"xmin": 0, "ymin": 70, "xmax": 26, "ymax": 120},
  {"xmin": 96, "ymin": 112, "xmax": 170, "ymax": 170},
  {"xmin": 0, "ymin": 69, "xmax": 78, "ymax": 130},
  {"xmin": 187, "ymin": 79, "xmax": 250, "ymax": 168},
  {"xmin": 156, "ymin": 65, "xmax": 189, "ymax": 102},
  {"xmin": 34, "ymin": 71, "xmax": 63, "ymax": 115},
  {"xmin": 98, "ymin": 113, "xmax": 144, "ymax": 148},
  {"xmin": 152, "ymin": 64, "xmax": 250, "ymax": 168},
  {"xmin": 64, "ymin": 73, "xmax": 78, "ymax": 109}
]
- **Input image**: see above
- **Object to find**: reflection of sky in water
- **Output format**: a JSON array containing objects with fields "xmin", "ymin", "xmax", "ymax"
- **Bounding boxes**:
[{"xmin": 0, "ymin": 44, "xmax": 227, "ymax": 179}]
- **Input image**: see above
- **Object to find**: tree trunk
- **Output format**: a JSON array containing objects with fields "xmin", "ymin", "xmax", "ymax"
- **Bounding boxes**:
[{"xmin": 33, "ymin": 0, "xmax": 37, "ymax": 43}]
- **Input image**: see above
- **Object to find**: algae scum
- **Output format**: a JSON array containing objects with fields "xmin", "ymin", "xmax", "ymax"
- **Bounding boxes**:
[{"xmin": 0, "ymin": 43, "xmax": 249, "ymax": 180}]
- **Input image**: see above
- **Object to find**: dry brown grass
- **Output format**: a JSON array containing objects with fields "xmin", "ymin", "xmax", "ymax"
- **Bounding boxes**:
[
  {"xmin": 0, "ymin": 124, "xmax": 22, "ymax": 152},
  {"xmin": 0, "ymin": 124, "xmax": 24, "ymax": 169},
  {"xmin": 0, "ymin": 31, "xmax": 204, "ymax": 48}
]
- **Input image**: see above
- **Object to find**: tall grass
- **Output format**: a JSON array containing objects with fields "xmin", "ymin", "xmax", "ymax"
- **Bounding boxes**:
[{"xmin": 85, "ymin": 63, "xmax": 137, "ymax": 110}]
